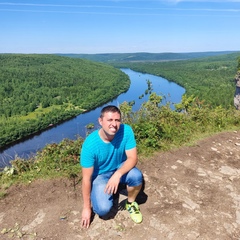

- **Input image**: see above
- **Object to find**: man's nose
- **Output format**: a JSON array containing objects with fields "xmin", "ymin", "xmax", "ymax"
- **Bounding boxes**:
[{"xmin": 112, "ymin": 120, "xmax": 117, "ymax": 126}]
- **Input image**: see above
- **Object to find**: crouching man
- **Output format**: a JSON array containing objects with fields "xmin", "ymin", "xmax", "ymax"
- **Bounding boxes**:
[{"xmin": 80, "ymin": 105, "xmax": 143, "ymax": 228}]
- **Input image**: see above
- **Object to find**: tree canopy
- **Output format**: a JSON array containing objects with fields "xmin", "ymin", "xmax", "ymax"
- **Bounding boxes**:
[
  {"xmin": 0, "ymin": 54, "xmax": 130, "ymax": 147},
  {"xmin": 112, "ymin": 52, "xmax": 240, "ymax": 108}
]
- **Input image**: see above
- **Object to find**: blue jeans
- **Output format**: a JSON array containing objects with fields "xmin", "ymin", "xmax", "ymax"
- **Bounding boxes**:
[{"xmin": 91, "ymin": 167, "xmax": 143, "ymax": 217}]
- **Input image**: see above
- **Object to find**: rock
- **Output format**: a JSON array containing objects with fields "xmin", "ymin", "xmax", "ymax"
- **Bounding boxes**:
[{"xmin": 234, "ymin": 71, "xmax": 240, "ymax": 110}]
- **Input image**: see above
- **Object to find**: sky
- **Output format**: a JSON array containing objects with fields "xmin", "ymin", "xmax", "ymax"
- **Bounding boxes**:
[{"xmin": 0, "ymin": 0, "xmax": 240, "ymax": 54}]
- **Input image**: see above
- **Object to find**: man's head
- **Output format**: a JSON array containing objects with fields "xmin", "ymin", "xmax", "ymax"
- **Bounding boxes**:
[
  {"xmin": 98, "ymin": 105, "xmax": 122, "ymax": 141},
  {"xmin": 100, "ymin": 105, "xmax": 121, "ymax": 119}
]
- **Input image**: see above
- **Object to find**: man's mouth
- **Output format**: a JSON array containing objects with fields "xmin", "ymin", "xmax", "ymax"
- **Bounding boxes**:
[{"xmin": 109, "ymin": 127, "xmax": 117, "ymax": 132}]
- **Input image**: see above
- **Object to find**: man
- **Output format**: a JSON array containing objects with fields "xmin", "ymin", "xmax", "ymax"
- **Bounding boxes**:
[{"xmin": 80, "ymin": 105, "xmax": 143, "ymax": 228}]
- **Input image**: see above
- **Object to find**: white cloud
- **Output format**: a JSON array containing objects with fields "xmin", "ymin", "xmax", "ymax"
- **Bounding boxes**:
[{"xmin": 0, "ymin": 1, "xmax": 239, "ymax": 15}]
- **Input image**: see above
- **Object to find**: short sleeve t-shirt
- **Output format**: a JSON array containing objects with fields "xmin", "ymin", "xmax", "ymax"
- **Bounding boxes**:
[{"xmin": 80, "ymin": 124, "xmax": 136, "ymax": 176}]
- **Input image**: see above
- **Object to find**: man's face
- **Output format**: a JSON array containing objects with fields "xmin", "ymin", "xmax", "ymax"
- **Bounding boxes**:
[{"xmin": 98, "ymin": 111, "xmax": 121, "ymax": 138}]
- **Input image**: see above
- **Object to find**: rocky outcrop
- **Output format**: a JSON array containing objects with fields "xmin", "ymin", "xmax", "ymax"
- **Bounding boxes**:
[{"xmin": 234, "ymin": 71, "xmax": 240, "ymax": 110}]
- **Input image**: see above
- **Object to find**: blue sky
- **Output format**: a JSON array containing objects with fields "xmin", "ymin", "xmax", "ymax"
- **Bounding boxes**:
[{"xmin": 0, "ymin": 0, "xmax": 240, "ymax": 54}]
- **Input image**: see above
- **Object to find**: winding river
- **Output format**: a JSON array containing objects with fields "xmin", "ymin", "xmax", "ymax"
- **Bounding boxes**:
[{"xmin": 0, "ymin": 69, "xmax": 185, "ymax": 167}]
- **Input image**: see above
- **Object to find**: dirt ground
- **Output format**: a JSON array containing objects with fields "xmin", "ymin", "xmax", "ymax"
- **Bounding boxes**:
[{"xmin": 1, "ymin": 130, "xmax": 240, "ymax": 240}]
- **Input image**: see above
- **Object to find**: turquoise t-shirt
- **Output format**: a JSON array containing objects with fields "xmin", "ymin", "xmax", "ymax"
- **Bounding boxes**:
[{"xmin": 80, "ymin": 124, "xmax": 136, "ymax": 176}]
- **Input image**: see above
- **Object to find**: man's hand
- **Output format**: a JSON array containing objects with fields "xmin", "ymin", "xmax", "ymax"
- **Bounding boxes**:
[
  {"xmin": 81, "ymin": 207, "xmax": 92, "ymax": 228},
  {"xmin": 104, "ymin": 171, "xmax": 122, "ymax": 194}
]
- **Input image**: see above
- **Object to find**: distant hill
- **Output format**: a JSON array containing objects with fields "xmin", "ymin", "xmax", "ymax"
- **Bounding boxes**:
[{"xmin": 57, "ymin": 51, "xmax": 238, "ymax": 63}]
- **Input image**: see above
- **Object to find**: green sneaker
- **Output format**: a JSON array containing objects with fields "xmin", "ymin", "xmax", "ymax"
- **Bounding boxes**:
[{"xmin": 125, "ymin": 201, "xmax": 143, "ymax": 223}]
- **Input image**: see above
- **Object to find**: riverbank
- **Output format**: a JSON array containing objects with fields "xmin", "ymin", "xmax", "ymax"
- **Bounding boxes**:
[
  {"xmin": 1, "ymin": 130, "xmax": 240, "ymax": 239},
  {"xmin": 0, "ymin": 69, "xmax": 185, "ymax": 166}
]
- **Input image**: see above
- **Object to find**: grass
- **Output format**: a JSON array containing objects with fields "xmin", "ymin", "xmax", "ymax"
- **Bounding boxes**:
[
  {"xmin": 0, "ymin": 137, "xmax": 83, "ymax": 196},
  {"xmin": 19, "ymin": 103, "xmax": 82, "ymax": 121}
]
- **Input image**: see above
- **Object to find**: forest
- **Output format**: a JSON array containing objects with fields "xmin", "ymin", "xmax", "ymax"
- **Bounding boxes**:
[
  {"xmin": 0, "ymin": 54, "xmax": 130, "ymax": 148},
  {"xmin": 111, "ymin": 52, "xmax": 240, "ymax": 109},
  {"xmin": 1, "ymin": 52, "xmax": 240, "ymax": 149}
]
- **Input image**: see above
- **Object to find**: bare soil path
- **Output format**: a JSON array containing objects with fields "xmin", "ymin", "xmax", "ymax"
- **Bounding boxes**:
[{"xmin": 1, "ymin": 130, "xmax": 240, "ymax": 240}]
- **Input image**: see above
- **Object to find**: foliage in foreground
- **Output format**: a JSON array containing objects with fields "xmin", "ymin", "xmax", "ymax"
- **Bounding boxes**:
[
  {"xmin": 1, "ymin": 93, "xmax": 240, "ymax": 192},
  {"xmin": 0, "ymin": 138, "xmax": 83, "ymax": 192},
  {"xmin": 121, "ymin": 93, "xmax": 240, "ymax": 155}
]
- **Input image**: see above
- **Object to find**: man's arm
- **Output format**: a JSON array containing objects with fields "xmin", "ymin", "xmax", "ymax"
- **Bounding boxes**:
[
  {"xmin": 104, "ymin": 147, "xmax": 137, "ymax": 194},
  {"xmin": 81, "ymin": 167, "xmax": 94, "ymax": 228},
  {"xmin": 116, "ymin": 147, "xmax": 137, "ymax": 176}
]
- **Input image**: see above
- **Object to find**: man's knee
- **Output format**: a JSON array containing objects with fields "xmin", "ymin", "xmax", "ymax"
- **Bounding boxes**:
[
  {"xmin": 126, "ymin": 167, "xmax": 143, "ymax": 186},
  {"xmin": 93, "ymin": 202, "xmax": 113, "ymax": 217}
]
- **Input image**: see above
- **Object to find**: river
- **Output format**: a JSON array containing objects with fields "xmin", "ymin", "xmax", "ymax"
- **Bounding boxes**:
[{"xmin": 0, "ymin": 68, "xmax": 185, "ymax": 168}]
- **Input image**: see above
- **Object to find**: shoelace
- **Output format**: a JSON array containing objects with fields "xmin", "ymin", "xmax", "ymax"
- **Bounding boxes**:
[{"xmin": 128, "ymin": 204, "xmax": 140, "ymax": 214}]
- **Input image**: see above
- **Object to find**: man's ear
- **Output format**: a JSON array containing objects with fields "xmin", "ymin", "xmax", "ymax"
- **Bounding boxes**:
[{"xmin": 98, "ymin": 117, "xmax": 102, "ymax": 126}]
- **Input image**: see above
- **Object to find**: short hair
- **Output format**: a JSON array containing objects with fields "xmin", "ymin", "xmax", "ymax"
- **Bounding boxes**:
[{"xmin": 100, "ymin": 105, "xmax": 121, "ymax": 118}]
